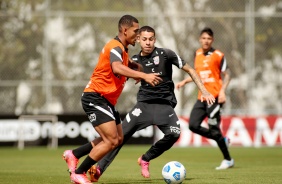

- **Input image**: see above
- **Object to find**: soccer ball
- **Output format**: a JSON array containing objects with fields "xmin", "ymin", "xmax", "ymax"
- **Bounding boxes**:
[{"xmin": 162, "ymin": 161, "xmax": 186, "ymax": 184}]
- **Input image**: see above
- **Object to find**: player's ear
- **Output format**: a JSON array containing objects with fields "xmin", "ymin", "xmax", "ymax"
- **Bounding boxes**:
[
  {"xmin": 121, "ymin": 25, "xmax": 127, "ymax": 36},
  {"xmin": 137, "ymin": 34, "xmax": 140, "ymax": 42}
]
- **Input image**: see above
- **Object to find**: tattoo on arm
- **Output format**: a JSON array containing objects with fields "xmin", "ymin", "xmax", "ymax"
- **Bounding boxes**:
[{"xmin": 185, "ymin": 64, "xmax": 209, "ymax": 94}]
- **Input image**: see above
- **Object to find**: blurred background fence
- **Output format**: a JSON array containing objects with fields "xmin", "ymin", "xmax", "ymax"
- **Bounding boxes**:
[{"xmin": 0, "ymin": 0, "xmax": 281, "ymax": 117}]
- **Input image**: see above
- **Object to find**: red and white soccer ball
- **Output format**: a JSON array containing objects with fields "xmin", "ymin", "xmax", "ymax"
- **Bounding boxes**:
[{"xmin": 162, "ymin": 161, "xmax": 186, "ymax": 184}]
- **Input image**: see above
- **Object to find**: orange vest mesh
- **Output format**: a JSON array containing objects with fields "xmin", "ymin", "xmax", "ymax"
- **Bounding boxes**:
[
  {"xmin": 84, "ymin": 39, "xmax": 129, "ymax": 105},
  {"xmin": 194, "ymin": 48, "xmax": 224, "ymax": 99}
]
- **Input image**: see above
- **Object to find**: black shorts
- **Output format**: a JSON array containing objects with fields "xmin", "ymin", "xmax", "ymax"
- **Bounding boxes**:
[
  {"xmin": 122, "ymin": 101, "xmax": 180, "ymax": 136},
  {"xmin": 81, "ymin": 92, "xmax": 121, "ymax": 127},
  {"xmin": 190, "ymin": 98, "xmax": 222, "ymax": 126}
]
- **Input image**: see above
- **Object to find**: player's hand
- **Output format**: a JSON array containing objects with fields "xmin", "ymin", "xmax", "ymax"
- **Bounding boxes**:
[
  {"xmin": 144, "ymin": 73, "xmax": 162, "ymax": 86},
  {"xmin": 128, "ymin": 58, "xmax": 143, "ymax": 71},
  {"xmin": 134, "ymin": 78, "xmax": 141, "ymax": 84},
  {"xmin": 200, "ymin": 92, "xmax": 215, "ymax": 105},
  {"xmin": 176, "ymin": 81, "xmax": 186, "ymax": 90},
  {"xmin": 218, "ymin": 90, "xmax": 226, "ymax": 104}
]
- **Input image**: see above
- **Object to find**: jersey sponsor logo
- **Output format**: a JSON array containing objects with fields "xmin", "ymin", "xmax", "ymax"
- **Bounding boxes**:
[
  {"xmin": 169, "ymin": 113, "xmax": 174, "ymax": 117},
  {"xmin": 199, "ymin": 70, "xmax": 215, "ymax": 83},
  {"xmin": 153, "ymin": 56, "xmax": 159, "ymax": 65},
  {"xmin": 145, "ymin": 61, "xmax": 153, "ymax": 66},
  {"xmin": 88, "ymin": 113, "xmax": 96, "ymax": 122},
  {"xmin": 170, "ymin": 126, "xmax": 181, "ymax": 134},
  {"xmin": 203, "ymin": 59, "xmax": 209, "ymax": 67},
  {"xmin": 132, "ymin": 108, "xmax": 142, "ymax": 117}
]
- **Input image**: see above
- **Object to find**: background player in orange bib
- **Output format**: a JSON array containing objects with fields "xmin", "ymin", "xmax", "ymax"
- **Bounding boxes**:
[{"xmin": 176, "ymin": 27, "xmax": 234, "ymax": 170}]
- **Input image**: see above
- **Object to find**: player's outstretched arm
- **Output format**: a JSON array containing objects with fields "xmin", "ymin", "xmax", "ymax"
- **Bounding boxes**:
[
  {"xmin": 112, "ymin": 61, "xmax": 162, "ymax": 86},
  {"xmin": 128, "ymin": 58, "xmax": 143, "ymax": 72},
  {"xmin": 176, "ymin": 77, "xmax": 193, "ymax": 90},
  {"xmin": 181, "ymin": 63, "xmax": 215, "ymax": 105}
]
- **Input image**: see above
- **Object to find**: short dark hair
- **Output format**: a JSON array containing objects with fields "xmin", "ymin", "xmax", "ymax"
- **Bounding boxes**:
[
  {"xmin": 118, "ymin": 15, "xmax": 139, "ymax": 32},
  {"xmin": 200, "ymin": 27, "xmax": 213, "ymax": 37},
  {"xmin": 138, "ymin": 26, "xmax": 155, "ymax": 36}
]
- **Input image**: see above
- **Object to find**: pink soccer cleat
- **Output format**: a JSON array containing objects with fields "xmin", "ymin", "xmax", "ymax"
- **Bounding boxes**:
[
  {"xmin": 137, "ymin": 156, "xmax": 150, "ymax": 178},
  {"xmin": 63, "ymin": 150, "xmax": 79, "ymax": 173},
  {"xmin": 70, "ymin": 172, "xmax": 92, "ymax": 184}
]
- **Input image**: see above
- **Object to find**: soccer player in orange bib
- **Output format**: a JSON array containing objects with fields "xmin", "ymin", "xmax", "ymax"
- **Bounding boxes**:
[
  {"xmin": 62, "ymin": 15, "xmax": 162, "ymax": 184},
  {"xmin": 176, "ymin": 27, "xmax": 234, "ymax": 170}
]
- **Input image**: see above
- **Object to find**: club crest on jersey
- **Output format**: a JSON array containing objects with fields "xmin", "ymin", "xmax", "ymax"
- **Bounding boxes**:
[
  {"xmin": 88, "ymin": 113, "xmax": 96, "ymax": 122},
  {"xmin": 153, "ymin": 56, "xmax": 159, "ymax": 65}
]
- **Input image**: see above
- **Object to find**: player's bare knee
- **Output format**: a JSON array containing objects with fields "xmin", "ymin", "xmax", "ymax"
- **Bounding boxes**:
[
  {"xmin": 109, "ymin": 138, "xmax": 119, "ymax": 149},
  {"xmin": 117, "ymin": 135, "xmax": 123, "ymax": 146}
]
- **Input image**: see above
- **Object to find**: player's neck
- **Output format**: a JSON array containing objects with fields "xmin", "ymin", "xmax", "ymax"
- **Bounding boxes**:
[
  {"xmin": 202, "ymin": 47, "xmax": 211, "ymax": 53},
  {"xmin": 140, "ymin": 47, "xmax": 155, "ymax": 56},
  {"xmin": 140, "ymin": 52, "xmax": 148, "ymax": 56},
  {"xmin": 117, "ymin": 34, "xmax": 128, "ymax": 48}
]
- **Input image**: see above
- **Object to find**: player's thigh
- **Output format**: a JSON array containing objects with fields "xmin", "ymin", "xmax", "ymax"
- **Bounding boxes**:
[
  {"xmin": 116, "ymin": 123, "xmax": 123, "ymax": 143},
  {"xmin": 206, "ymin": 100, "xmax": 222, "ymax": 119},
  {"xmin": 155, "ymin": 104, "xmax": 180, "ymax": 135},
  {"xmin": 95, "ymin": 120, "xmax": 118, "ymax": 143},
  {"xmin": 189, "ymin": 100, "xmax": 207, "ymax": 126},
  {"xmin": 122, "ymin": 102, "xmax": 152, "ymax": 133}
]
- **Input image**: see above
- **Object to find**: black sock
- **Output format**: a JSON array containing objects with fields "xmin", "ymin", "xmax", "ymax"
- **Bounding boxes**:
[
  {"xmin": 217, "ymin": 137, "xmax": 231, "ymax": 160},
  {"xmin": 75, "ymin": 156, "xmax": 97, "ymax": 174},
  {"xmin": 72, "ymin": 142, "xmax": 93, "ymax": 159},
  {"xmin": 142, "ymin": 154, "xmax": 150, "ymax": 162}
]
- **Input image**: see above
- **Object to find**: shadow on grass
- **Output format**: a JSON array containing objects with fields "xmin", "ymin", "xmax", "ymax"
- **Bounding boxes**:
[
  {"xmin": 100, "ymin": 178, "xmax": 165, "ymax": 183},
  {"xmin": 100, "ymin": 178, "xmax": 194, "ymax": 183}
]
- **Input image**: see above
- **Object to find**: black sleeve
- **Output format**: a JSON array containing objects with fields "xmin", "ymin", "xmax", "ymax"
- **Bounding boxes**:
[
  {"xmin": 163, "ymin": 48, "xmax": 186, "ymax": 69},
  {"xmin": 131, "ymin": 55, "xmax": 140, "ymax": 63}
]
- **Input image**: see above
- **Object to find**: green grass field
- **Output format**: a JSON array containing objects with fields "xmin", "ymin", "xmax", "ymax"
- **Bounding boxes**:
[{"xmin": 0, "ymin": 146, "xmax": 282, "ymax": 184}]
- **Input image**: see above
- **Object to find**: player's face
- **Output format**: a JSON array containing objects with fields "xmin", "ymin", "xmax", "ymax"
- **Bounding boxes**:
[
  {"xmin": 138, "ymin": 31, "xmax": 156, "ymax": 56},
  {"xmin": 125, "ymin": 22, "xmax": 139, "ymax": 46},
  {"xmin": 199, "ymin": 32, "xmax": 213, "ymax": 52}
]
